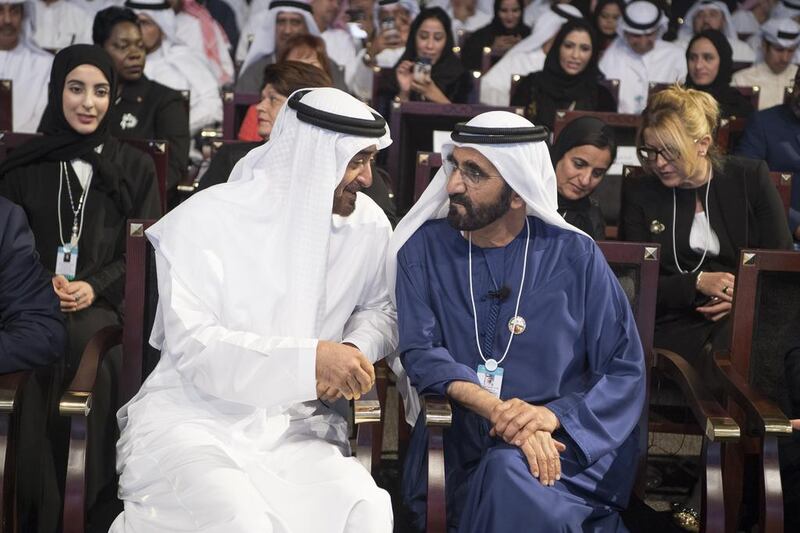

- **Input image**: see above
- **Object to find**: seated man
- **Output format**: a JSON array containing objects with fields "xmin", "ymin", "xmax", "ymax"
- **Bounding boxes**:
[
  {"xmin": 674, "ymin": 0, "xmax": 755, "ymax": 62},
  {"xmin": 388, "ymin": 111, "xmax": 646, "ymax": 531},
  {"xmin": 736, "ymin": 66, "xmax": 800, "ymax": 247},
  {"xmin": 599, "ymin": 0, "xmax": 686, "ymax": 114},
  {"xmin": 0, "ymin": 0, "xmax": 53, "ymax": 132},
  {"xmin": 733, "ymin": 17, "xmax": 799, "ymax": 110},
  {"xmin": 111, "ymin": 87, "xmax": 396, "ymax": 532},
  {"xmin": 32, "ymin": 0, "xmax": 93, "ymax": 50},
  {"xmin": 312, "ymin": 0, "xmax": 357, "ymax": 72}
]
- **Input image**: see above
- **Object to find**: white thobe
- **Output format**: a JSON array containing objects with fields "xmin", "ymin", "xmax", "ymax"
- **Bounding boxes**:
[
  {"xmin": 346, "ymin": 47, "xmax": 404, "ymax": 101},
  {"xmin": 32, "ymin": 0, "xmax": 93, "ymax": 50},
  {"xmin": 675, "ymin": 33, "xmax": 755, "ymax": 62},
  {"xmin": 447, "ymin": 8, "xmax": 492, "ymax": 40},
  {"xmin": 111, "ymin": 194, "xmax": 396, "ymax": 533},
  {"xmin": 0, "ymin": 44, "xmax": 53, "ymax": 132},
  {"xmin": 322, "ymin": 27, "xmax": 358, "ymax": 70},
  {"xmin": 427, "ymin": 0, "xmax": 494, "ymax": 17},
  {"xmin": 599, "ymin": 39, "xmax": 687, "ymax": 114},
  {"xmin": 72, "ymin": 0, "xmax": 122, "ymax": 13},
  {"xmin": 144, "ymin": 44, "xmax": 223, "ymax": 134},
  {"xmin": 732, "ymin": 62, "xmax": 798, "ymax": 110},
  {"xmin": 731, "ymin": 10, "xmax": 759, "ymax": 36},
  {"xmin": 175, "ymin": 11, "xmax": 235, "ymax": 87},
  {"xmin": 478, "ymin": 48, "xmax": 545, "ymax": 106}
]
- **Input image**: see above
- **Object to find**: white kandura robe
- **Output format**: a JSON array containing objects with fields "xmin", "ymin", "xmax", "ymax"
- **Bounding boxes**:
[
  {"xmin": 599, "ymin": 38, "xmax": 687, "ymax": 114},
  {"xmin": 479, "ymin": 48, "xmax": 546, "ymax": 106},
  {"xmin": 175, "ymin": 11, "xmax": 235, "ymax": 87},
  {"xmin": 32, "ymin": 0, "xmax": 93, "ymax": 50},
  {"xmin": 144, "ymin": 43, "xmax": 223, "ymax": 134},
  {"xmin": 322, "ymin": 27, "xmax": 358, "ymax": 69},
  {"xmin": 447, "ymin": 8, "xmax": 492, "ymax": 39},
  {"xmin": 0, "ymin": 43, "xmax": 53, "ymax": 132},
  {"xmin": 111, "ymin": 192, "xmax": 396, "ymax": 532},
  {"xmin": 732, "ymin": 62, "xmax": 798, "ymax": 110},
  {"xmin": 346, "ymin": 46, "xmax": 404, "ymax": 101}
]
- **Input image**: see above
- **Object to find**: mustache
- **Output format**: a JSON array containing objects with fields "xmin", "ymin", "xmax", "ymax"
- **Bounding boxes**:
[{"xmin": 449, "ymin": 193, "xmax": 470, "ymax": 206}]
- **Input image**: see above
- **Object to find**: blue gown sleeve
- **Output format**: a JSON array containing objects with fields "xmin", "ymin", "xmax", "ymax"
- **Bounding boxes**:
[
  {"xmin": 0, "ymin": 201, "xmax": 66, "ymax": 372},
  {"xmin": 396, "ymin": 246, "xmax": 481, "ymax": 396},
  {"xmin": 545, "ymin": 245, "xmax": 647, "ymax": 467}
]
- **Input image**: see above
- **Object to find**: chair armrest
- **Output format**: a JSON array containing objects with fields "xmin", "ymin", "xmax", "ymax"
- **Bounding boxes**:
[
  {"xmin": 0, "ymin": 371, "xmax": 31, "ymax": 415},
  {"xmin": 354, "ymin": 388, "xmax": 381, "ymax": 425},
  {"xmin": 713, "ymin": 352, "xmax": 793, "ymax": 437},
  {"xmin": 422, "ymin": 395, "xmax": 452, "ymax": 427},
  {"xmin": 59, "ymin": 325, "xmax": 123, "ymax": 417},
  {"xmin": 654, "ymin": 348, "xmax": 740, "ymax": 442},
  {"xmin": 353, "ymin": 388, "xmax": 381, "ymax": 475}
]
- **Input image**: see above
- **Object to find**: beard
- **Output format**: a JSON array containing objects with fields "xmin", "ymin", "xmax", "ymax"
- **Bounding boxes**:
[
  {"xmin": 446, "ymin": 183, "xmax": 514, "ymax": 231},
  {"xmin": 332, "ymin": 181, "xmax": 362, "ymax": 217}
]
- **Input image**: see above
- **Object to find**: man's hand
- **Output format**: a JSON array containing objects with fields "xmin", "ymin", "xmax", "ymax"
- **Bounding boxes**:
[
  {"xmin": 316, "ymin": 382, "xmax": 343, "ymax": 403},
  {"xmin": 315, "ymin": 341, "xmax": 375, "ymax": 400},
  {"xmin": 489, "ymin": 398, "xmax": 559, "ymax": 444},
  {"xmin": 518, "ymin": 431, "xmax": 566, "ymax": 486},
  {"xmin": 792, "ymin": 419, "xmax": 800, "ymax": 431}
]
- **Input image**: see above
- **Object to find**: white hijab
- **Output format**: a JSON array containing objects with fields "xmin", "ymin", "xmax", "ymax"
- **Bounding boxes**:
[
  {"xmin": 508, "ymin": 4, "xmax": 583, "ymax": 55},
  {"xmin": 147, "ymin": 88, "xmax": 391, "ymax": 348},
  {"xmin": 240, "ymin": 0, "xmax": 320, "ymax": 75}
]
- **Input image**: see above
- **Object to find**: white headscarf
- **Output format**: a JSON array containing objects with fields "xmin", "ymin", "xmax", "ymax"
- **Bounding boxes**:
[
  {"xmin": 508, "ymin": 4, "xmax": 583, "ymax": 55},
  {"xmin": 385, "ymin": 111, "xmax": 587, "ymax": 424},
  {"xmin": 617, "ymin": 0, "xmax": 668, "ymax": 38},
  {"xmin": 774, "ymin": 0, "xmax": 800, "ymax": 18},
  {"xmin": 373, "ymin": 0, "xmax": 420, "ymax": 26},
  {"xmin": 147, "ymin": 88, "xmax": 391, "ymax": 348},
  {"xmin": 239, "ymin": 0, "xmax": 320, "ymax": 75},
  {"xmin": 761, "ymin": 16, "xmax": 800, "ymax": 48},
  {"xmin": 677, "ymin": 0, "xmax": 738, "ymax": 41},
  {"xmin": 124, "ymin": 0, "xmax": 180, "ymax": 44}
]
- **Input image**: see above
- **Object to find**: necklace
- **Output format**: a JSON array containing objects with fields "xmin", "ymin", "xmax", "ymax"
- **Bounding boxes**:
[
  {"xmin": 468, "ymin": 217, "xmax": 531, "ymax": 371},
  {"xmin": 57, "ymin": 161, "xmax": 92, "ymax": 251},
  {"xmin": 671, "ymin": 169, "xmax": 712, "ymax": 274}
]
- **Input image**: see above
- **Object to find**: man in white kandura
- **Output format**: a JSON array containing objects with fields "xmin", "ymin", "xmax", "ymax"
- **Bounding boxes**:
[{"xmin": 111, "ymin": 87, "xmax": 396, "ymax": 533}]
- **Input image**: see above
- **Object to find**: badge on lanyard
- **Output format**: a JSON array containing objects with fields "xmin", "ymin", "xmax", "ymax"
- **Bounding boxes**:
[
  {"xmin": 477, "ymin": 363, "xmax": 504, "ymax": 398},
  {"xmin": 56, "ymin": 245, "xmax": 78, "ymax": 280}
]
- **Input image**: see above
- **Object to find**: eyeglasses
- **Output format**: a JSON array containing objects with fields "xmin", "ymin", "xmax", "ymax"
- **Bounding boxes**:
[
  {"xmin": 637, "ymin": 145, "xmax": 680, "ymax": 163},
  {"xmin": 443, "ymin": 156, "xmax": 501, "ymax": 184}
]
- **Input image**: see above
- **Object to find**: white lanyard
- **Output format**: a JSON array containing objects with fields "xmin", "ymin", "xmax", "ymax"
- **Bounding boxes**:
[
  {"xmin": 468, "ymin": 217, "xmax": 530, "ymax": 371},
  {"xmin": 57, "ymin": 161, "xmax": 92, "ymax": 251},
  {"xmin": 672, "ymin": 170, "xmax": 712, "ymax": 274}
]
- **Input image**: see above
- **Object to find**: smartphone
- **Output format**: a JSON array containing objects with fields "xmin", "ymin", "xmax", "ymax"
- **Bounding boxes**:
[
  {"xmin": 381, "ymin": 17, "xmax": 402, "ymax": 47},
  {"xmin": 347, "ymin": 8, "xmax": 366, "ymax": 22},
  {"xmin": 413, "ymin": 57, "xmax": 432, "ymax": 83}
]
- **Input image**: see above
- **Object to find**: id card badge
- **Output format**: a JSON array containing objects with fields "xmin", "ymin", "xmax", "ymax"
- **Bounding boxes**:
[
  {"xmin": 56, "ymin": 246, "xmax": 78, "ymax": 280},
  {"xmin": 477, "ymin": 364, "xmax": 504, "ymax": 398}
]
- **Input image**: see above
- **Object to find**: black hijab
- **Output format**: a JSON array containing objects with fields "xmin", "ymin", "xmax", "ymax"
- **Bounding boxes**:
[
  {"xmin": 0, "ymin": 45, "xmax": 132, "ymax": 213},
  {"xmin": 540, "ymin": 19, "xmax": 601, "ymax": 101},
  {"xmin": 460, "ymin": 0, "xmax": 530, "ymax": 71},
  {"xmin": 487, "ymin": 0, "xmax": 530, "ymax": 36},
  {"xmin": 592, "ymin": 0, "xmax": 624, "ymax": 50},
  {"xmin": 394, "ymin": 8, "xmax": 468, "ymax": 100},
  {"xmin": 685, "ymin": 29, "xmax": 753, "ymax": 118}
]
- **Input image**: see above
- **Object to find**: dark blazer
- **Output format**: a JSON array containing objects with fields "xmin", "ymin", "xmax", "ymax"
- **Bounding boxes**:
[
  {"xmin": 619, "ymin": 156, "xmax": 793, "ymax": 313},
  {"xmin": 0, "ymin": 196, "xmax": 65, "ymax": 372}
]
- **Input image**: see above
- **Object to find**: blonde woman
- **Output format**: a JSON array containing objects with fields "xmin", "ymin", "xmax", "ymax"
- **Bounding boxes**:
[{"xmin": 620, "ymin": 85, "xmax": 791, "ymax": 376}]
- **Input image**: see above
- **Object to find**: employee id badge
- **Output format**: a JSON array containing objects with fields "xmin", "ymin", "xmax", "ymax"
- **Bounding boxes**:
[
  {"xmin": 477, "ymin": 364, "xmax": 504, "ymax": 398},
  {"xmin": 55, "ymin": 246, "xmax": 78, "ymax": 280}
]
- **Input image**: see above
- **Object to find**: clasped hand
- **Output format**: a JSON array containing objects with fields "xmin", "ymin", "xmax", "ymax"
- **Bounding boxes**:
[
  {"xmin": 52, "ymin": 275, "xmax": 95, "ymax": 313},
  {"xmin": 315, "ymin": 341, "xmax": 375, "ymax": 403},
  {"xmin": 489, "ymin": 398, "xmax": 563, "ymax": 486}
]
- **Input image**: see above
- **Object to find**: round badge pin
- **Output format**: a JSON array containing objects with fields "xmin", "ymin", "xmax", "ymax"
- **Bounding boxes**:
[
  {"xmin": 485, "ymin": 359, "xmax": 498, "ymax": 372},
  {"xmin": 508, "ymin": 316, "xmax": 526, "ymax": 335}
]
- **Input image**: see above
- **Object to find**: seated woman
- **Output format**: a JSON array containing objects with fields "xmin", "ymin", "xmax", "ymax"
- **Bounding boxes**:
[
  {"xmin": 551, "ymin": 116, "xmax": 616, "ymax": 240},
  {"xmin": 0, "ymin": 44, "xmax": 160, "ymax": 520},
  {"xmin": 619, "ymin": 85, "xmax": 791, "ymax": 375},
  {"xmin": 385, "ymin": 7, "xmax": 472, "ymax": 106},
  {"xmin": 460, "ymin": 0, "xmax": 530, "ymax": 72},
  {"xmin": 510, "ymin": 19, "xmax": 616, "ymax": 131},
  {"xmin": 93, "ymin": 6, "xmax": 191, "ymax": 206},
  {"xmin": 685, "ymin": 29, "xmax": 754, "ymax": 120},
  {"xmin": 592, "ymin": 0, "xmax": 623, "ymax": 52}
]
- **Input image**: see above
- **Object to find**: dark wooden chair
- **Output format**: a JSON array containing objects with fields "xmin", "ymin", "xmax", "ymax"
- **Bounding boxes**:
[
  {"xmin": 121, "ymin": 140, "xmax": 168, "ymax": 214},
  {"xmin": 715, "ymin": 116, "xmax": 749, "ymax": 153},
  {"xmin": 769, "ymin": 172, "xmax": 793, "ymax": 218},
  {"xmin": 508, "ymin": 78, "xmax": 620, "ymax": 114},
  {"xmin": 385, "ymin": 101, "xmax": 524, "ymax": 214},
  {"xmin": 413, "ymin": 151, "xmax": 442, "ymax": 202},
  {"xmin": 552, "ymin": 110, "xmax": 641, "ymax": 142},
  {"xmin": 0, "ymin": 80, "xmax": 11, "ymax": 132},
  {"xmin": 221, "ymin": 91, "xmax": 260, "ymax": 139},
  {"xmin": 784, "ymin": 85, "xmax": 794, "ymax": 106},
  {"xmin": 712, "ymin": 250, "xmax": 800, "ymax": 533},
  {"xmin": 479, "ymin": 47, "xmax": 502, "ymax": 74},
  {"xmin": 421, "ymin": 241, "xmax": 740, "ymax": 532},
  {"xmin": 732, "ymin": 61, "xmax": 753, "ymax": 74},
  {"xmin": 648, "ymin": 83, "xmax": 760, "ymax": 113},
  {"xmin": 0, "ymin": 371, "xmax": 32, "ymax": 532}
]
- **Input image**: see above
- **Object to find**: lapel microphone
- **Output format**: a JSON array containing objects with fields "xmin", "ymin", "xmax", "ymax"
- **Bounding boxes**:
[{"xmin": 487, "ymin": 286, "xmax": 511, "ymax": 301}]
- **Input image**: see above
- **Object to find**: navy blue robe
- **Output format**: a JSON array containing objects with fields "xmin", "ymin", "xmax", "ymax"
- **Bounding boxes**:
[{"xmin": 396, "ymin": 216, "xmax": 646, "ymax": 532}]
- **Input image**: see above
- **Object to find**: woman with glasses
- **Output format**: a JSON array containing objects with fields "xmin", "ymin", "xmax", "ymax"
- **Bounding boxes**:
[{"xmin": 619, "ymin": 85, "xmax": 791, "ymax": 379}]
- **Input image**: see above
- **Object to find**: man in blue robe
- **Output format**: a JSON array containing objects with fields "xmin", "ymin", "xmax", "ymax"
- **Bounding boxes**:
[{"xmin": 386, "ymin": 111, "xmax": 647, "ymax": 532}]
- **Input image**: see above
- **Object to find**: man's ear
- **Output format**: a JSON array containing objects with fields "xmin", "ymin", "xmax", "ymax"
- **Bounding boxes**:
[{"xmin": 510, "ymin": 192, "xmax": 526, "ymax": 210}]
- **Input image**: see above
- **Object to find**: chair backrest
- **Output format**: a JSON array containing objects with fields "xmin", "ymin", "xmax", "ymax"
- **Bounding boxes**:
[
  {"xmin": 414, "ymin": 151, "xmax": 442, "ymax": 202},
  {"xmin": 552, "ymin": 110, "xmax": 641, "ymax": 144},
  {"xmin": 768, "ymin": 172, "xmax": 792, "ymax": 217},
  {"xmin": 222, "ymin": 91, "xmax": 261, "ymax": 139},
  {"xmin": 715, "ymin": 116, "xmax": 748, "ymax": 153},
  {"xmin": 120, "ymin": 220, "xmax": 160, "ymax": 405},
  {"xmin": 386, "ymin": 101, "xmax": 525, "ymax": 213},
  {"xmin": 0, "ymin": 80, "xmax": 11, "ymax": 131},
  {"xmin": 122, "ymin": 139, "xmax": 168, "ymax": 214},
  {"xmin": 598, "ymin": 78, "xmax": 621, "ymax": 109},
  {"xmin": 597, "ymin": 241, "xmax": 660, "ymax": 499},
  {"xmin": 785, "ymin": 85, "xmax": 794, "ymax": 105},
  {"xmin": 732, "ymin": 61, "xmax": 752, "ymax": 74},
  {"xmin": 480, "ymin": 47, "xmax": 502, "ymax": 74},
  {"xmin": 729, "ymin": 250, "xmax": 800, "ymax": 413},
  {"xmin": 509, "ymin": 73, "xmax": 524, "ymax": 103}
]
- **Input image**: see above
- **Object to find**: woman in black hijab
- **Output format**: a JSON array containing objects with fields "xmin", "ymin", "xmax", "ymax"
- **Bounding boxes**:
[
  {"xmin": 685, "ymin": 29, "xmax": 754, "ymax": 119},
  {"xmin": 388, "ymin": 7, "xmax": 473, "ymax": 104},
  {"xmin": 0, "ymin": 44, "xmax": 160, "ymax": 374},
  {"xmin": 460, "ymin": 0, "xmax": 531, "ymax": 71},
  {"xmin": 551, "ymin": 116, "xmax": 617, "ymax": 240},
  {"xmin": 592, "ymin": 0, "xmax": 624, "ymax": 52},
  {"xmin": 510, "ymin": 19, "xmax": 616, "ymax": 131}
]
